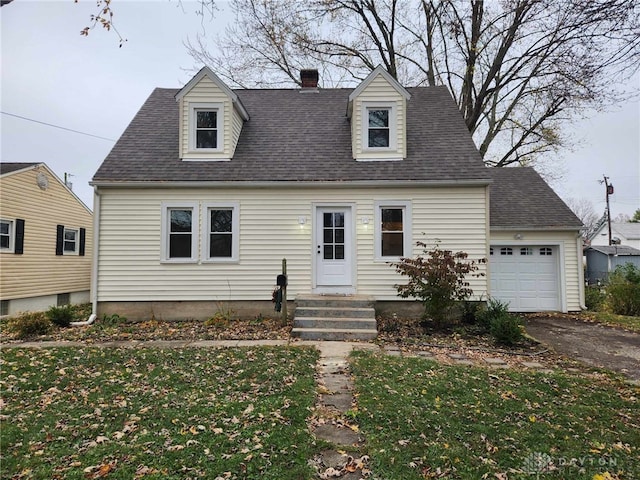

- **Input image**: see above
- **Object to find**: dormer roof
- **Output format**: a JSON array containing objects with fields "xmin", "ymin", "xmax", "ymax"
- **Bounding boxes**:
[
  {"xmin": 176, "ymin": 66, "xmax": 250, "ymax": 121},
  {"xmin": 348, "ymin": 65, "xmax": 411, "ymax": 103}
]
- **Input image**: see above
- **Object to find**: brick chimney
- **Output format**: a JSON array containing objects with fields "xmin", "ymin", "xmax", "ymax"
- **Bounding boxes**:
[{"xmin": 300, "ymin": 69, "xmax": 319, "ymax": 88}]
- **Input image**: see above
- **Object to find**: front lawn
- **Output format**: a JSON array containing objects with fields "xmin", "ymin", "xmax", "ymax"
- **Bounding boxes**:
[
  {"xmin": 350, "ymin": 351, "xmax": 640, "ymax": 480},
  {"xmin": 0, "ymin": 346, "xmax": 318, "ymax": 479}
]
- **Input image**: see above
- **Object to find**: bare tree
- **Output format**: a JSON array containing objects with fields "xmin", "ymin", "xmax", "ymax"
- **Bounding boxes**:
[
  {"xmin": 565, "ymin": 197, "xmax": 599, "ymax": 239},
  {"xmin": 187, "ymin": 0, "xmax": 640, "ymax": 168}
]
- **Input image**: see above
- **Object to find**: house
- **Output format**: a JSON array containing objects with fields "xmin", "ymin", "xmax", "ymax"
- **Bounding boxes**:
[
  {"xmin": 589, "ymin": 221, "xmax": 640, "ymax": 249},
  {"xmin": 585, "ymin": 245, "xmax": 640, "ymax": 284},
  {"xmin": 0, "ymin": 162, "xmax": 92, "ymax": 316},
  {"xmin": 90, "ymin": 66, "xmax": 584, "ymax": 324}
]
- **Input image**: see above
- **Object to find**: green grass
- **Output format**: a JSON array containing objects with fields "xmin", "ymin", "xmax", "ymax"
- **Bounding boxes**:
[
  {"xmin": 350, "ymin": 351, "xmax": 640, "ymax": 480},
  {"xmin": 584, "ymin": 311, "xmax": 640, "ymax": 333},
  {"xmin": 0, "ymin": 346, "xmax": 319, "ymax": 479}
]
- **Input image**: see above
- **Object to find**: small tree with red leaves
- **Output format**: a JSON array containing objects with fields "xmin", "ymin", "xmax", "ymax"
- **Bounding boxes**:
[{"xmin": 392, "ymin": 240, "xmax": 485, "ymax": 328}]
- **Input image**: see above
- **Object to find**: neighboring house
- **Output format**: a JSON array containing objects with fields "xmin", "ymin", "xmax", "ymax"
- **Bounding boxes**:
[
  {"xmin": 0, "ymin": 163, "xmax": 92, "ymax": 316},
  {"xmin": 90, "ymin": 66, "xmax": 584, "ymax": 320},
  {"xmin": 589, "ymin": 221, "xmax": 640, "ymax": 249},
  {"xmin": 585, "ymin": 245, "xmax": 640, "ymax": 284}
]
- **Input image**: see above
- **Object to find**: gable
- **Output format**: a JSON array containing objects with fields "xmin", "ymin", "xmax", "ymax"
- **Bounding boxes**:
[
  {"xmin": 176, "ymin": 67, "xmax": 249, "ymax": 161},
  {"xmin": 347, "ymin": 67, "xmax": 410, "ymax": 161}
]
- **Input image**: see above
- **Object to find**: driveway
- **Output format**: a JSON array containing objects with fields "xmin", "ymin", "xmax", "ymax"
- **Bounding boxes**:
[{"xmin": 524, "ymin": 316, "xmax": 640, "ymax": 381}]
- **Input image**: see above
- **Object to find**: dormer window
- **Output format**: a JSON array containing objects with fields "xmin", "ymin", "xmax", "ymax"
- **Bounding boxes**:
[
  {"xmin": 362, "ymin": 102, "xmax": 396, "ymax": 152},
  {"xmin": 196, "ymin": 110, "xmax": 218, "ymax": 148},
  {"xmin": 368, "ymin": 108, "xmax": 390, "ymax": 147},
  {"xmin": 189, "ymin": 102, "xmax": 223, "ymax": 152}
]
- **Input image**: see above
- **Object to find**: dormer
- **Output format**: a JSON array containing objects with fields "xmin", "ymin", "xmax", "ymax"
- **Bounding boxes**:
[
  {"xmin": 176, "ymin": 67, "xmax": 249, "ymax": 161},
  {"xmin": 347, "ymin": 65, "xmax": 411, "ymax": 161}
]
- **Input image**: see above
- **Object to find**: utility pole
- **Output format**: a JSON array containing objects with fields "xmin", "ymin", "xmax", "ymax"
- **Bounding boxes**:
[{"xmin": 601, "ymin": 175, "xmax": 614, "ymax": 245}]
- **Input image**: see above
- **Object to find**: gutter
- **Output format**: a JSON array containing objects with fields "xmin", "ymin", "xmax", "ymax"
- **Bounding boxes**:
[
  {"xmin": 71, "ymin": 186, "xmax": 101, "ymax": 326},
  {"xmin": 577, "ymin": 232, "xmax": 587, "ymax": 310},
  {"xmin": 89, "ymin": 178, "xmax": 493, "ymax": 189}
]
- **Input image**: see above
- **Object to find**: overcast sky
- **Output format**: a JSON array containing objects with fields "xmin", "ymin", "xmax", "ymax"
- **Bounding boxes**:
[{"xmin": 2, "ymin": 0, "xmax": 639, "ymax": 218}]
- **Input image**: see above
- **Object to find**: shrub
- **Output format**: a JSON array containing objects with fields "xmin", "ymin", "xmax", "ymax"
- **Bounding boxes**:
[
  {"xmin": 606, "ymin": 264, "xmax": 640, "ymax": 316},
  {"xmin": 392, "ymin": 240, "xmax": 485, "ymax": 328},
  {"xmin": 47, "ymin": 304, "xmax": 74, "ymax": 328},
  {"xmin": 489, "ymin": 313, "xmax": 524, "ymax": 346},
  {"xmin": 476, "ymin": 297, "xmax": 511, "ymax": 330},
  {"xmin": 101, "ymin": 313, "xmax": 126, "ymax": 327},
  {"xmin": 461, "ymin": 301, "xmax": 482, "ymax": 324},
  {"xmin": 9, "ymin": 312, "xmax": 52, "ymax": 339},
  {"xmin": 584, "ymin": 285, "xmax": 606, "ymax": 311}
]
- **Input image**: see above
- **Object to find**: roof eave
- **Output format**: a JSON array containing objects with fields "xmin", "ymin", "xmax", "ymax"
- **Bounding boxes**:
[{"xmin": 91, "ymin": 178, "xmax": 492, "ymax": 189}]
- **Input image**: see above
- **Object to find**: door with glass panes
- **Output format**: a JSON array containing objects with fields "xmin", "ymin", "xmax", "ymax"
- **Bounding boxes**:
[{"xmin": 315, "ymin": 207, "xmax": 353, "ymax": 288}]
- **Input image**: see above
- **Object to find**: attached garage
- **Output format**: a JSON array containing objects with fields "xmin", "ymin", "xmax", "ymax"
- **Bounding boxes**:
[
  {"xmin": 489, "ymin": 245, "xmax": 560, "ymax": 311},
  {"xmin": 488, "ymin": 168, "xmax": 585, "ymax": 313}
]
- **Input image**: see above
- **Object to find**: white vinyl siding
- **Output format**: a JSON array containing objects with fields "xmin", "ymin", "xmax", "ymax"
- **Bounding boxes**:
[
  {"xmin": 489, "ymin": 230, "xmax": 583, "ymax": 312},
  {"xmin": 351, "ymin": 74, "xmax": 406, "ymax": 160},
  {"xmin": 96, "ymin": 186, "xmax": 488, "ymax": 302}
]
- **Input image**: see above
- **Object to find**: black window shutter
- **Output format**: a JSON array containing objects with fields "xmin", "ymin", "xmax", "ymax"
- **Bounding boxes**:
[
  {"xmin": 15, "ymin": 219, "xmax": 25, "ymax": 255},
  {"xmin": 79, "ymin": 228, "xmax": 86, "ymax": 256},
  {"xmin": 56, "ymin": 225, "xmax": 64, "ymax": 255}
]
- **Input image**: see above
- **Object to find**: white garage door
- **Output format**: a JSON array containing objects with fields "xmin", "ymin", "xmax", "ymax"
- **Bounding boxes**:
[{"xmin": 489, "ymin": 245, "xmax": 560, "ymax": 312}]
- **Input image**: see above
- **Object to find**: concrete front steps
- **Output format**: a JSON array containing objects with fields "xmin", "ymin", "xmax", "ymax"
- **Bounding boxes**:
[{"xmin": 291, "ymin": 295, "xmax": 377, "ymax": 341}]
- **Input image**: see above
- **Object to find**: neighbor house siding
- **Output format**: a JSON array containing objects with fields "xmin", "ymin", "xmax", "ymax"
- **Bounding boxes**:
[
  {"xmin": 179, "ymin": 75, "xmax": 232, "ymax": 160},
  {"xmin": 0, "ymin": 166, "xmax": 92, "ymax": 303},
  {"xmin": 96, "ymin": 186, "xmax": 488, "ymax": 303},
  {"xmin": 351, "ymin": 74, "xmax": 406, "ymax": 159},
  {"xmin": 489, "ymin": 230, "xmax": 582, "ymax": 311}
]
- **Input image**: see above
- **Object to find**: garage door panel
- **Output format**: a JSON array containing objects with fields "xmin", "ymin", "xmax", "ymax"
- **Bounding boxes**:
[{"xmin": 489, "ymin": 245, "xmax": 559, "ymax": 312}]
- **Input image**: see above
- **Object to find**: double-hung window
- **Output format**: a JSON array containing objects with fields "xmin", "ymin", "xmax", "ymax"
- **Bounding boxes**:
[
  {"xmin": 55, "ymin": 224, "xmax": 85, "ymax": 256},
  {"xmin": 204, "ymin": 203, "xmax": 239, "ymax": 262},
  {"xmin": 375, "ymin": 201, "xmax": 412, "ymax": 260},
  {"xmin": 363, "ymin": 102, "xmax": 396, "ymax": 152},
  {"xmin": 64, "ymin": 228, "xmax": 78, "ymax": 254},
  {"xmin": 190, "ymin": 103, "xmax": 223, "ymax": 152},
  {"xmin": 161, "ymin": 203, "xmax": 199, "ymax": 262},
  {"xmin": 368, "ymin": 108, "xmax": 390, "ymax": 147},
  {"xmin": 0, "ymin": 220, "xmax": 13, "ymax": 252}
]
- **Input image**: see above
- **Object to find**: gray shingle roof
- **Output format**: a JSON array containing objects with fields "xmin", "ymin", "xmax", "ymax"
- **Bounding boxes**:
[
  {"xmin": 93, "ymin": 86, "xmax": 489, "ymax": 183},
  {"xmin": 489, "ymin": 167, "xmax": 583, "ymax": 229},
  {"xmin": 586, "ymin": 245, "xmax": 640, "ymax": 256},
  {"xmin": 0, "ymin": 162, "xmax": 40, "ymax": 176}
]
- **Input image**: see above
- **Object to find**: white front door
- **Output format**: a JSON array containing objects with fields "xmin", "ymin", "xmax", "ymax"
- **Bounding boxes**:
[{"xmin": 315, "ymin": 207, "xmax": 353, "ymax": 290}]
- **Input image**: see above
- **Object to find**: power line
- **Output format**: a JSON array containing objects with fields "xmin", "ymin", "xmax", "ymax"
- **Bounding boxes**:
[{"xmin": 1, "ymin": 111, "xmax": 116, "ymax": 142}]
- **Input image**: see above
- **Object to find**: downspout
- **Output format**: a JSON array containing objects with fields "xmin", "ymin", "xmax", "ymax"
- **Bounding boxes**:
[
  {"xmin": 71, "ymin": 186, "xmax": 100, "ymax": 326},
  {"xmin": 577, "ymin": 232, "xmax": 587, "ymax": 310}
]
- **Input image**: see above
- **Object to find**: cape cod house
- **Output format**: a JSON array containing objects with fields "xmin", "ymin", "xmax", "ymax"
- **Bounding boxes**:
[{"xmin": 90, "ymin": 66, "xmax": 584, "ymax": 333}]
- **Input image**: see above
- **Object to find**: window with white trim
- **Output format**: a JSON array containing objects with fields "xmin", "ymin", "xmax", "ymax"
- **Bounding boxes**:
[
  {"xmin": 363, "ymin": 102, "xmax": 396, "ymax": 151},
  {"xmin": 520, "ymin": 247, "xmax": 533, "ymax": 256},
  {"xmin": 64, "ymin": 228, "xmax": 79, "ymax": 254},
  {"xmin": 161, "ymin": 203, "xmax": 199, "ymax": 262},
  {"xmin": 540, "ymin": 247, "xmax": 553, "ymax": 256},
  {"xmin": 500, "ymin": 247, "xmax": 513, "ymax": 255},
  {"xmin": 204, "ymin": 203, "xmax": 239, "ymax": 262},
  {"xmin": 0, "ymin": 219, "xmax": 13, "ymax": 251},
  {"xmin": 368, "ymin": 108, "xmax": 390, "ymax": 147},
  {"xmin": 375, "ymin": 201, "xmax": 412, "ymax": 260},
  {"xmin": 189, "ymin": 103, "xmax": 223, "ymax": 152}
]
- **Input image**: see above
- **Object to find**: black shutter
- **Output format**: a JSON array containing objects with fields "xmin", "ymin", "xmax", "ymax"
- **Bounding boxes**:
[
  {"xmin": 56, "ymin": 224, "xmax": 64, "ymax": 255},
  {"xmin": 79, "ymin": 228, "xmax": 86, "ymax": 256},
  {"xmin": 15, "ymin": 219, "xmax": 25, "ymax": 255}
]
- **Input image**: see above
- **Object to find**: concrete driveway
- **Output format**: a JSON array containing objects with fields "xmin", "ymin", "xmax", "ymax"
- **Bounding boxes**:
[{"xmin": 524, "ymin": 316, "xmax": 640, "ymax": 381}]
